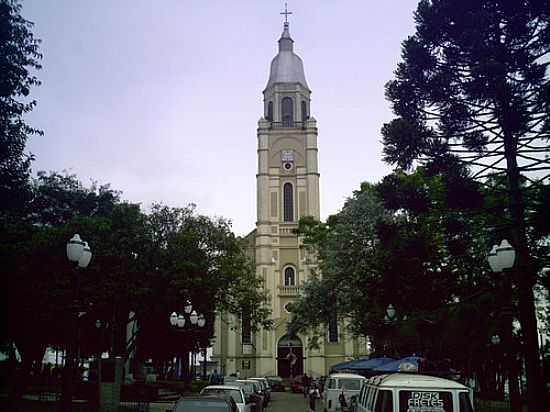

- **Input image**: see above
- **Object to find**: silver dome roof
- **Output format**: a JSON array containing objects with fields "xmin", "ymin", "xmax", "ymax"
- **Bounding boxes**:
[{"xmin": 265, "ymin": 23, "xmax": 309, "ymax": 90}]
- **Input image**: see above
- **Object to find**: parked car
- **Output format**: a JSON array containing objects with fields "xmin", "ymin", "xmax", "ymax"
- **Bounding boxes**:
[
  {"xmin": 173, "ymin": 396, "xmax": 238, "ymax": 412},
  {"xmin": 247, "ymin": 379, "xmax": 268, "ymax": 407},
  {"xmin": 355, "ymin": 373, "xmax": 473, "ymax": 412},
  {"xmin": 249, "ymin": 377, "xmax": 271, "ymax": 404},
  {"xmin": 322, "ymin": 373, "xmax": 366, "ymax": 412},
  {"xmin": 265, "ymin": 375, "xmax": 285, "ymax": 392},
  {"xmin": 234, "ymin": 380, "xmax": 264, "ymax": 412},
  {"xmin": 199, "ymin": 385, "xmax": 253, "ymax": 412}
]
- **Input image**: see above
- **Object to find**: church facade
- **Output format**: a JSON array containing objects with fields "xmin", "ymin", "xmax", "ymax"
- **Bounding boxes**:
[{"xmin": 212, "ymin": 21, "xmax": 368, "ymax": 378}]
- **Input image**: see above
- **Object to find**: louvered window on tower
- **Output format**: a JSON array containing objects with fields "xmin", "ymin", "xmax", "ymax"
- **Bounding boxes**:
[
  {"xmin": 328, "ymin": 314, "xmax": 338, "ymax": 343},
  {"xmin": 282, "ymin": 97, "xmax": 293, "ymax": 127},
  {"xmin": 283, "ymin": 183, "xmax": 294, "ymax": 221},
  {"xmin": 267, "ymin": 101, "xmax": 273, "ymax": 121},
  {"xmin": 242, "ymin": 309, "xmax": 252, "ymax": 344},
  {"xmin": 284, "ymin": 267, "xmax": 296, "ymax": 286},
  {"xmin": 301, "ymin": 100, "xmax": 308, "ymax": 121}
]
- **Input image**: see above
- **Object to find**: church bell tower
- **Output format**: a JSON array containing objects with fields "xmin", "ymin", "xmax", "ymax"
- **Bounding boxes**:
[
  {"xmin": 212, "ymin": 14, "xmax": 363, "ymax": 379},
  {"xmin": 253, "ymin": 19, "xmax": 323, "ymax": 377}
]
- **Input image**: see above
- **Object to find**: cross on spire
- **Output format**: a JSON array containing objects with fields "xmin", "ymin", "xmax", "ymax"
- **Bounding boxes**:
[{"xmin": 280, "ymin": 3, "xmax": 293, "ymax": 24}]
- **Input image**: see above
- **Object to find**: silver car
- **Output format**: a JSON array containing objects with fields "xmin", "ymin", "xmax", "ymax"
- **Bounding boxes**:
[{"xmin": 200, "ymin": 385, "xmax": 252, "ymax": 412}]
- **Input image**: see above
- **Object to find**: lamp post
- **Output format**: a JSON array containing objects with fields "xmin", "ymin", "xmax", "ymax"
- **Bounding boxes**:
[
  {"xmin": 169, "ymin": 302, "xmax": 206, "ymax": 384},
  {"xmin": 487, "ymin": 240, "xmax": 520, "ymax": 412},
  {"xmin": 61, "ymin": 234, "xmax": 92, "ymax": 412},
  {"xmin": 95, "ymin": 320, "xmax": 106, "ymax": 395},
  {"xmin": 489, "ymin": 335, "xmax": 504, "ymax": 398}
]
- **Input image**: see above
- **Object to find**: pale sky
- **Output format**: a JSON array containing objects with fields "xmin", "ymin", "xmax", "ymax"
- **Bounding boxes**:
[{"xmin": 23, "ymin": 0, "xmax": 419, "ymax": 236}]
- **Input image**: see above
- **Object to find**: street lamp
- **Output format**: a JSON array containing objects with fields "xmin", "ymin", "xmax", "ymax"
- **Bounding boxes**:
[
  {"xmin": 61, "ymin": 234, "xmax": 92, "ymax": 412},
  {"xmin": 169, "ymin": 302, "xmax": 206, "ymax": 383},
  {"xmin": 487, "ymin": 239, "xmax": 520, "ymax": 412}
]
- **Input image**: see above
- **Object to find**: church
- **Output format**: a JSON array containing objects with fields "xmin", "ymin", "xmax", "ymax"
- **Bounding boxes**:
[{"xmin": 212, "ymin": 17, "xmax": 368, "ymax": 378}]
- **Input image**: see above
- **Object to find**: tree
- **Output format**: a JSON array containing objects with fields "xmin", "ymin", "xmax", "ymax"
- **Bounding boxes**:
[
  {"xmin": 381, "ymin": 1, "xmax": 549, "ymax": 409},
  {"xmin": 1, "ymin": 171, "xmax": 272, "ymax": 397},
  {"xmin": 0, "ymin": 171, "xmax": 131, "ymax": 406},
  {"xmin": 0, "ymin": 0, "xmax": 42, "ymax": 214}
]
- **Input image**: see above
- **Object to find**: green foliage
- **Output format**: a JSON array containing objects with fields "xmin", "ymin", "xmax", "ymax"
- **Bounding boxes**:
[
  {"xmin": 380, "ymin": 5, "xmax": 550, "ymax": 397},
  {"xmin": 290, "ymin": 169, "xmax": 507, "ymax": 364},
  {"xmin": 1, "ymin": 171, "xmax": 271, "ymax": 368},
  {"xmin": 0, "ymin": 0, "xmax": 42, "ymax": 213}
]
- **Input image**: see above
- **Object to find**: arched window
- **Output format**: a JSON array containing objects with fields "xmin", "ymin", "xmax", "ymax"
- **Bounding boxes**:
[
  {"xmin": 267, "ymin": 101, "xmax": 273, "ymax": 121},
  {"xmin": 301, "ymin": 101, "xmax": 308, "ymax": 121},
  {"xmin": 282, "ymin": 97, "xmax": 293, "ymax": 127},
  {"xmin": 284, "ymin": 267, "xmax": 296, "ymax": 286},
  {"xmin": 283, "ymin": 183, "xmax": 294, "ymax": 222},
  {"xmin": 242, "ymin": 308, "xmax": 251, "ymax": 344},
  {"xmin": 328, "ymin": 313, "xmax": 338, "ymax": 343}
]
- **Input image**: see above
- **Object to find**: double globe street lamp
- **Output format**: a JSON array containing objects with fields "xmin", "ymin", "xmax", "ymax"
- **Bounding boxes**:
[
  {"xmin": 169, "ymin": 302, "xmax": 206, "ymax": 382},
  {"xmin": 61, "ymin": 234, "xmax": 92, "ymax": 412}
]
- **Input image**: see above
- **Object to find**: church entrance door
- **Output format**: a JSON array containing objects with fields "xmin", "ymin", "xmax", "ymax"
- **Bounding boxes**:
[{"xmin": 277, "ymin": 335, "xmax": 303, "ymax": 378}]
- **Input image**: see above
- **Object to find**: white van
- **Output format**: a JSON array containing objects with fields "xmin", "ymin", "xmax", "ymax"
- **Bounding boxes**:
[
  {"xmin": 355, "ymin": 374, "xmax": 474, "ymax": 412},
  {"xmin": 323, "ymin": 373, "xmax": 366, "ymax": 412}
]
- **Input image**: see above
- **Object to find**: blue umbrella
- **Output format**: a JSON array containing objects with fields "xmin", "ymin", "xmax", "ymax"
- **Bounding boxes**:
[
  {"xmin": 372, "ymin": 356, "xmax": 424, "ymax": 372},
  {"xmin": 345, "ymin": 356, "xmax": 396, "ymax": 370}
]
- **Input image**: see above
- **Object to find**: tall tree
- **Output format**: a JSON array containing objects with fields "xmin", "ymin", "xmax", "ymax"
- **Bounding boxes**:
[
  {"xmin": 0, "ymin": 0, "xmax": 42, "ymax": 214},
  {"xmin": 381, "ymin": 1, "xmax": 549, "ymax": 409},
  {"xmin": 134, "ymin": 204, "xmax": 271, "ymax": 379}
]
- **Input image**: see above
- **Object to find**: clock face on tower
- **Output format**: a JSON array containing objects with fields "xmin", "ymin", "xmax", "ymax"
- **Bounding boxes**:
[
  {"xmin": 281, "ymin": 150, "xmax": 294, "ymax": 162},
  {"xmin": 281, "ymin": 150, "xmax": 294, "ymax": 171}
]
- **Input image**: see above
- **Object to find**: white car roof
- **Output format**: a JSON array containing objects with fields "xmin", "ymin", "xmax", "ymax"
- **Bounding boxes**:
[
  {"xmin": 328, "ymin": 373, "xmax": 366, "ymax": 379},
  {"xmin": 366, "ymin": 374, "xmax": 469, "ymax": 390},
  {"xmin": 204, "ymin": 385, "xmax": 243, "ymax": 391}
]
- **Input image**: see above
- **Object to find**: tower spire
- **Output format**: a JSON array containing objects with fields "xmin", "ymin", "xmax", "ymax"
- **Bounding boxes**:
[{"xmin": 280, "ymin": 3, "xmax": 293, "ymax": 25}]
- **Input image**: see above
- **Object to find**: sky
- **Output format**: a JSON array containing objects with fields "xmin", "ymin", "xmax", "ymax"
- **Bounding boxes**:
[{"xmin": 22, "ymin": 0, "xmax": 420, "ymax": 236}]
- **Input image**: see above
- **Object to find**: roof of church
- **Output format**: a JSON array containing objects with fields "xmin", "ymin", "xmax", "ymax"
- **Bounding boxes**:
[{"xmin": 265, "ymin": 22, "xmax": 309, "ymax": 90}]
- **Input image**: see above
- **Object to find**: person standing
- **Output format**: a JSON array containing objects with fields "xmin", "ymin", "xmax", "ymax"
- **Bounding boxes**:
[
  {"xmin": 303, "ymin": 374, "xmax": 310, "ymax": 398},
  {"xmin": 308, "ymin": 383, "xmax": 320, "ymax": 412}
]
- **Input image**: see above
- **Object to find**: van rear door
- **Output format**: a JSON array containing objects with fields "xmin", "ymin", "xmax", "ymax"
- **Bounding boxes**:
[{"xmin": 398, "ymin": 390, "xmax": 453, "ymax": 412}]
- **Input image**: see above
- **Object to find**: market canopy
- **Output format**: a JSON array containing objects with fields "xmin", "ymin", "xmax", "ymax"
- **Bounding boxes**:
[
  {"xmin": 331, "ymin": 358, "xmax": 365, "ymax": 371},
  {"xmin": 346, "ymin": 356, "xmax": 395, "ymax": 370},
  {"xmin": 372, "ymin": 356, "xmax": 424, "ymax": 372},
  {"xmin": 342, "ymin": 356, "xmax": 396, "ymax": 370}
]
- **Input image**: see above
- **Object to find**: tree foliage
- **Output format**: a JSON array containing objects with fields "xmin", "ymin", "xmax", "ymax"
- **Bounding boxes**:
[
  {"xmin": 382, "ymin": 0, "xmax": 550, "ymax": 184},
  {"xmin": 1, "ymin": 172, "xmax": 271, "ymax": 382},
  {"xmin": 0, "ymin": 0, "xmax": 42, "ymax": 213},
  {"xmin": 379, "ymin": 1, "xmax": 549, "ymax": 404}
]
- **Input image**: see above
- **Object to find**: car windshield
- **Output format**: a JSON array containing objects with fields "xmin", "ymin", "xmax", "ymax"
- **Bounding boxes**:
[
  {"xmin": 337, "ymin": 379, "xmax": 362, "ymax": 390},
  {"xmin": 174, "ymin": 399, "xmax": 230, "ymax": 412},
  {"xmin": 201, "ymin": 389, "xmax": 243, "ymax": 404}
]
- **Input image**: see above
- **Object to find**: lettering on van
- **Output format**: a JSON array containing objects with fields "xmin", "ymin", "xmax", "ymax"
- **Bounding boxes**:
[{"xmin": 399, "ymin": 391, "xmax": 452, "ymax": 412}]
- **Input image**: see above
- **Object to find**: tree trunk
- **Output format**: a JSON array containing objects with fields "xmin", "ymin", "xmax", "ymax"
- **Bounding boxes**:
[{"xmin": 503, "ymin": 130, "xmax": 544, "ymax": 412}]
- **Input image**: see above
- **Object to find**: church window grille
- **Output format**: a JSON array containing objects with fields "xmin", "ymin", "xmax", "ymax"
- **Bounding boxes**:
[
  {"xmin": 328, "ymin": 314, "xmax": 338, "ymax": 343},
  {"xmin": 283, "ymin": 183, "xmax": 294, "ymax": 222},
  {"xmin": 267, "ymin": 101, "xmax": 273, "ymax": 121},
  {"xmin": 282, "ymin": 97, "xmax": 293, "ymax": 127},
  {"xmin": 284, "ymin": 267, "xmax": 296, "ymax": 286},
  {"xmin": 242, "ymin": 309, "xmax": 251, "ymax": 344},
  {"xmin": 301, "ymin": 100, "xmax": 308, "ymax": 121}
]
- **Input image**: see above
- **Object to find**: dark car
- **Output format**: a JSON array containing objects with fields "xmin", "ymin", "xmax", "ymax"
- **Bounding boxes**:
[
  {"xmin": 173, "ymin": 396, "xmax": 238, "ymax": 412},
  {"xmin": 265, "ymin": 375, "xmax": 285, "ymax": 392}
]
